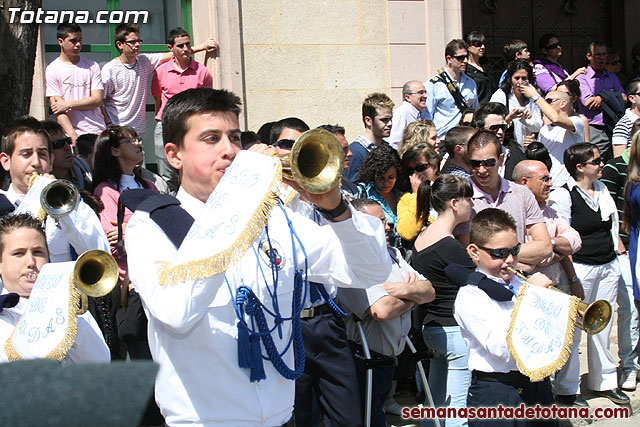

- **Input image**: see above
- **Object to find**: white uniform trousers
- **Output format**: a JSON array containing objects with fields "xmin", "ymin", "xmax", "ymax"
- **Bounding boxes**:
[{"xmin": 571, "ymin": 259, "xmax": 620, "ymax": 391}]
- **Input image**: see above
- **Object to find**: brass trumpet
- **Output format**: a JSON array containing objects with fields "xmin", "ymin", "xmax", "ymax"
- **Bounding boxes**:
[
  {"xmin": 278, "ymin": 128, "xmax": 344, "ymax": 194},
  {"xmin": 40, "ymin": 179, "xmax": 79, "ymax": 218},
  {"xmin": 507, "ymin": 268, "xmax": 612, "ymax": 335},
  {"xmin": 73, "ymin": 250, "xmax": 119, "ymax": 315}
]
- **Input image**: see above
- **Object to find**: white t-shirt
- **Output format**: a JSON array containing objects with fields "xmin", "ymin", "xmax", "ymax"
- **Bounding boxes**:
[
  {"xmin": 539, "ymin": 115, "xmax": 584, "ymax": 166},
  {"xmin": 101, "ymin": 53, "xmax": 164, "ymax": 134},
  {"xmin": 45, "ymin": 57, "xmax": 106, "ymax": 135}
]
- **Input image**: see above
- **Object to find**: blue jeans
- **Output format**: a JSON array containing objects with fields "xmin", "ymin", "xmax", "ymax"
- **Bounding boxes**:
[
  {"xmin": 617, "ymin": 254, "xmax": 640, "ymax": 371},
  {"xmin": 421, "ymin": 325, "xmax": 470, "ymax": 427}
]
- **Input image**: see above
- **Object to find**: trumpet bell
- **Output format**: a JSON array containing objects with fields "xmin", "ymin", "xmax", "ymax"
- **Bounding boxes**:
[
  {"xmin": 40, "ymin": 179, "xmax": 79, "ymax": 218},
  {"xmin": 73, "ymin": 250, "xmax": 119, "ymax": 298},
  {"xmin": 576, "ymin": 300, "xmax": 612, "ymax": 335},
  {"xmin": 279, "ymin": 128, "xmax": 344, "ymax": 194}
]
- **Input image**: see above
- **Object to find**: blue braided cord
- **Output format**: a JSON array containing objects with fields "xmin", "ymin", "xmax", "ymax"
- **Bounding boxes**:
[
  {"xmin": 225, "ymin": 203, "xmax": 309, "ymax": 380},
  {"xmin": 315, "ymin": 283, "xmax": 348, "ymax": 318},
  {"xmin": 278, "ymin": 204, "xmax": 310, "ymax": 307},
  {"xmin": 263, "ymin": 225, "xmax": 283, "ymax": 338}
]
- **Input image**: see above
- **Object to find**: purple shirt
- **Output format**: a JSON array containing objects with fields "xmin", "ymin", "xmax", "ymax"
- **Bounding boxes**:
[
  {"xmin": 576, "ymin": 66, "xmax": 625, "ymax": 126},
  {"xmin": 470, "ymin": 178, "xmax": 545, "ymax": 242}
]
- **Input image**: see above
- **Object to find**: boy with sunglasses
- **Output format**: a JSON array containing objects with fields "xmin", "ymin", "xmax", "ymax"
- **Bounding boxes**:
[
  {"xmin": 40, "ymin": 120, "xmax": 92, "ymax": 191},
  {"xmin": 45, "ymin": 23, "xmax": 106, "ymax": 146},
  {"xmin": 454, "ymin": 208, "xmax": 556, "ymax": 426}
]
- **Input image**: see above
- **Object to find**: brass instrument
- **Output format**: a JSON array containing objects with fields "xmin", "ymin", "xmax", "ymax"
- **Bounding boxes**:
[
  {"xmin": 73, "ymin": 250, "xmax": 119, "ymax": 315},
  {"xmin": 278, "ymin": 128, "xmax": 344, "ymax": 194},
  {"xmin": 507, "ymin": 267, "xmax": 612, "ymax": 335},
  {"xmin": 40, "ymin": 179, "xmax": 79, "ymax": 218}
]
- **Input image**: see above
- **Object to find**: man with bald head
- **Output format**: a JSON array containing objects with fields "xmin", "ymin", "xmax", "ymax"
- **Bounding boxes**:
[
  {"xmin": 388, "ymin": 80, "xmax": 427, "ymax": 149},
  {"xmin": 523, "ymin": 85, "xmax": 584, "ymax": 186},
  {"xmin": 513, "ymin": 159, "xmax": 586, "ymax": 407}
]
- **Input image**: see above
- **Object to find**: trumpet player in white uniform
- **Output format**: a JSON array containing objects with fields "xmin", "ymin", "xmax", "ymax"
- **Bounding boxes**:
[
  {"xmin": 0, "ymin": 117, "xmax": 109, "ymax": 261},
  {"xmin": 0, "ymin": 213, "xmax": 109, "ymax": 363}
]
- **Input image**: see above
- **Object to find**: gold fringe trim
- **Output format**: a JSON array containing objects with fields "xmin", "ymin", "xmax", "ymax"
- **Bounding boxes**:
[
  {"xmin": 26, "ymin": 172, "xmax": 47, "ymax": 222},
  {"xmin": 283, "ymin": 188, "xmax": 298, "ymax": 206},
  {"xmin": 157, "ymin": 164, "xmax": 283, "ymax": 286},
  {"xmin": 507, "ymin": 283, "xmax": 580, "ymax": 382},
  {"xmin": 5, "ymin": 276, "xmax": 80, "ymax": 362}
]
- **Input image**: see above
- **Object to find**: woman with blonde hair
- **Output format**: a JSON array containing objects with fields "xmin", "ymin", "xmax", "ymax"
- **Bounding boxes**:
[{"xmin": 398, "ymin": 119, "xmax": 439, "ymax": 157}]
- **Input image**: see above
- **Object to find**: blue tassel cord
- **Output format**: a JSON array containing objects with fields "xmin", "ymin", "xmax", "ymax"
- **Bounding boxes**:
[{"xmin": 227, "ymin": 204, "xmax": 309, "ymax": 382}]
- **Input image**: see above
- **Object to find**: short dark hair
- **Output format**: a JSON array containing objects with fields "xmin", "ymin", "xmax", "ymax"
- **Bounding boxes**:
[
  {"xmin": 503, "ymin": 39, "xmax": 528, "ymax": 61},
  {"xmin": 167, "ymin": 27, "xmax": 190, "ymax": 45},
  {"xmin": 470, "ymin": 208, "xmax": 517, "ymax": 247},
  {"xmin": 463, "ymin": 31, "xmax": 485, "ymax": 47},
  {"xmin": 473, "ymin": 102, "xmax": 507, "ymax": 128},
  {"xmin": 362, "ymin": 93, "xmax": 394, "ymax": 125},
  {"xmin": 445, "ymin": 39, "xmax": 468, "ymax": 58},
  {"xmin": 76, "ymin": 133, "xmax": 98, "ymax": 159},
  {"xmin": 269, "ymin": 117, "xmax": 310, "ymax": 145},
  {"xmin": 57, "ymin": 23, "xmax": 81, "ymax": 40},
  {"xmin": 626, "ymin": 78, "xmax": 640, "ymax": 97},
  {"xmin": 162, "ymin": 88, "xmax": 242, "ymax": 148},
  {"xmin": 524, "ymin": 141, "xmax": 552, "ymax": 173},
  {"xmin": 1, "ymin": 116, "xmax": 52, "ymax": 156},
  {"xmin": 556, "ymin": 79, "xmax": 581, "ymax": 99},
  {"xmin": 0, "ymin": 214, "xmax": 47, "ymax": 260},
  {"xmin": 114, "ymin": 23, "xmax": 140, "ymax": 49},
  {"xmin": 467, "ymin": 129, "xmax": 502, "ymax": 159},
  {"xmin": 501, "ymin": 60, "xmax": 535, "ymax": 94},
  {"xmin": 443, "ymin": 126, "xmax": 475, "ymax": 156},
  {"xmin": 256, "ymin": 121, "xmax": 275, "ymax": 145},
  {"xmin": 587, "ymin": 41, "xmax": 606, "ymax": 56},
  {"xmin": 317, "ymin": 124, "xmax": 345, "ymax": 135},
  {"xmin": 40, "ymin": 119, "xmax": 65, "ymax": 139},
  {"xmin": 241, "ymin": 131, "xmax": 260, "ymax": 149},
  {"xmin": 538, "ymin": 33, "xmax": 559, "ymax": 51},
  {"xmin": 564, "ymin": 142, "xmax": 598, "ymax": 179},
  {"xmin": 351, "ymin": 198, "xmax": 381, "ymax": 213}
]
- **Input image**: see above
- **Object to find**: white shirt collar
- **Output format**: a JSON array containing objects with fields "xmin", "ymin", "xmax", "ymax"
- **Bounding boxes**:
[
  {"xmin": 176, "ymin": 186, "xmax": 205, "ymax": 218},
  {"xmin": 3, "ymin": 184, "xmax": 24, "ymax": 206}
]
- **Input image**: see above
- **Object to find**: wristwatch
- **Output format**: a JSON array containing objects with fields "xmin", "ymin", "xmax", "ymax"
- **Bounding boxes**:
[
  {"xmin": 531, "ymin": 93, "xmax": 540, "ymax": 102},
  {"xmin": 550, "ymin": 238, "xmax": 556, "ymax": 247},
  {"xmin": 570, "ymin": 275, "xmax": 580, "ymax": 283}
]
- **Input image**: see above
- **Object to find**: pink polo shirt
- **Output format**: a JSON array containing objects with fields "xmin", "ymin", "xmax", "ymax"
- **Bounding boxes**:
[{"xmin": 151, "ymin": 58, "xmax": 213, "ymax": 120}]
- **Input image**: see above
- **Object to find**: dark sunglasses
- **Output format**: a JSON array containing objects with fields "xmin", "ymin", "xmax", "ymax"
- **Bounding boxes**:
[
  {"xmin": 546, "ymin": 42, "xmax": 561, "ymax": 50},
  {"xmin": 471, "ymin": 41, "xmax": 485, "ymax": 48},
  {"xmin": 52, "ymin": 137, "xmax": 72, "ymax": 149},
  {"xmin": 407, "ymin": 163, "xmax": 432, "ymax": 175},
  {"xmin": 273, "ymin": 138, "xmax": 295, "ymax": 150},
  {"xmin": 477, "ymin": 242, "xmax": 521, "ymax": 259},
  {"xmin": 488, "ymin": 124, "xmax": 507, "ymax": 133},
  {"xmin": 452, "ymin": 54, "xmax": 468, "ymax": 62},
  {"xmin": 581, "ymin": 157, "xmax": 602, "ymax": 166},
  {"xmin": 527, "ymin": 175, "xmax": 552, "ymax": 183},
  {"xmin": 469, "ymin": 158, "xmax": 498, "ymax": 169}
]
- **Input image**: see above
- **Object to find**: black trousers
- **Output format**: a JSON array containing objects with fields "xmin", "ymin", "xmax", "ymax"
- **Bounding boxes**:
[
  {"xmin": 468, "ymin": 371, "xmax": 558, "ymax": 427},
  {"xmin": 294, "ymin": 312, "xmax": 363, "ymax": 427},
  {"xmin": 349, "ymin": 341, "xmax": 395, "ymax": 427}
]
